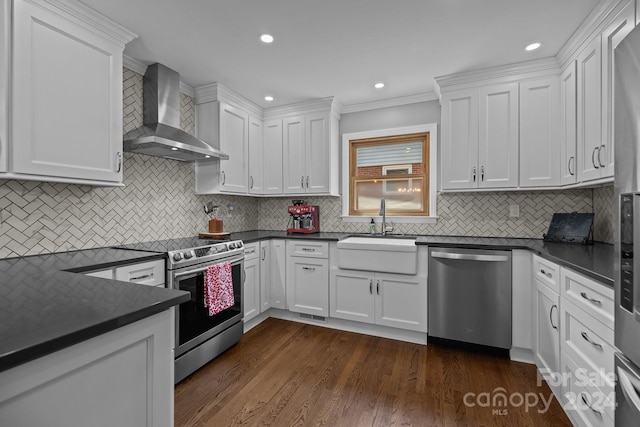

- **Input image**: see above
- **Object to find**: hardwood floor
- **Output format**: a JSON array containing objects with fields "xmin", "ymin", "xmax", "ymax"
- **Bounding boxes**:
[{"xmin": 175, "ymin": 318, "xmax": 571, "ymax": 426}]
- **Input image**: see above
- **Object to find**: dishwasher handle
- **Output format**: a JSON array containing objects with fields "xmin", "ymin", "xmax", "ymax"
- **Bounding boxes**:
[{"xmin": 430, "ymin": 251, "xmax": 510, "ymax": 262}]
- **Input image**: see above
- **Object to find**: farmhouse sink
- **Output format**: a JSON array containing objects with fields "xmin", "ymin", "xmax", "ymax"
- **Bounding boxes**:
[{"xmin": 336, "ymin": 236, "xmax": 418, "ymax": 274}]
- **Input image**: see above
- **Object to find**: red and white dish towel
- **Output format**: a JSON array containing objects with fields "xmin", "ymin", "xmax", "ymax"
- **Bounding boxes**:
[{"xmin": 204, "ymin": 261, "xmax": 234, "ymax": 316}]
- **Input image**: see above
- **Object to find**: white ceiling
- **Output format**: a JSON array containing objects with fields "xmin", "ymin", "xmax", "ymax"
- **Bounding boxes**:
[{"xmin": 83, "ymin": 0, "xmax": 600, "ymax": 109}]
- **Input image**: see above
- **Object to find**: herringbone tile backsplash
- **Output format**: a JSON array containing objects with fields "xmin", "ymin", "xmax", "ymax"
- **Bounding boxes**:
[
  {"xmin": 0, "ymin": 68, "xmax": 614, "ymax": 258},
  {"xmin": 258, "ymin": 188, "xmax": 613, "ymax": 243}
]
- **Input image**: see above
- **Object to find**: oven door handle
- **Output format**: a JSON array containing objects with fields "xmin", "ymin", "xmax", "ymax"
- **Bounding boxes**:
[{"xmin": 173, "ymin": 258, "xmax": 243, "ymax": 279}]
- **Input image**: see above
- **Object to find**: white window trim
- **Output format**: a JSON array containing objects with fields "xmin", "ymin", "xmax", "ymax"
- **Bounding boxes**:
[{"xmin": 341, "ymin": 123, "xmax": 438, "ymax": 224}]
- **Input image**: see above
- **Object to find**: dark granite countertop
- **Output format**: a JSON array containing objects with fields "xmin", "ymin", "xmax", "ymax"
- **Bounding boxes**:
[
  {"xmin": 0, "ymin": 248, "xmax": 189, "ymax": 373},
  {"xmin": 229, "ymin": 230, "xmax": 614, "ymax": 287}
]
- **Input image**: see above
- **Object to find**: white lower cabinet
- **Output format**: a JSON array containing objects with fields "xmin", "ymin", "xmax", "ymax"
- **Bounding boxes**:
[
  {"xmin": 0, "ymin": 309, "xmax": 175, "ymax": 427},
  {"xmin": 85, "ymin": 259, "xmax": 165, "ymax": 287},
  {"xmin": 243, "ymin": 242, "xmax": 260, "ymax": 322},
  {"xmin": 269, "ymin": 240, "xmax": 286, "ymax": 309},
  {"xmin": 330, "ymin": 269, "xmax": 427, "ymax": 332},
  {"xmin": 533, "ymin": 279, "xmax": 561, "ymax": 396},
  {"xmin": 286, "ymin": 240, "xmax": 329, "ymax": 317}
]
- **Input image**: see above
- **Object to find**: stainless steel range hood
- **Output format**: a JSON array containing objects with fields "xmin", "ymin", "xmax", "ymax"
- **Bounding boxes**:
[{"xmin": 123, "ymin": 63, "xmax": 228, "ymax": 162}]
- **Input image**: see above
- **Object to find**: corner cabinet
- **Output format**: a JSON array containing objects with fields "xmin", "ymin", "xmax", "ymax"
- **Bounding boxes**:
[{"xmin": 3, "ymin": 0, "xmax": 135, "ymax": 185}]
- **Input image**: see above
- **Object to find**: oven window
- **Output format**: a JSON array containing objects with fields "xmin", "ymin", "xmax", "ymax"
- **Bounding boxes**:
[{"xmin": 178, "ymin": 263, "xmax": 242, "ymax": 346}]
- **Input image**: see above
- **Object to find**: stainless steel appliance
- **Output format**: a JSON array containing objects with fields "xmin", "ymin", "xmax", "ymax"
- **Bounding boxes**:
[
  {"xmin": 118, "ymin": 238, "xmax": 244, "ymax": 383},
  {"xmin": 428, "ymin": 247, "xmax": 512, "ymax": 349},
  {"xmin": 614, "ymin": 24, "xmax": 640, "ymax": 425}
]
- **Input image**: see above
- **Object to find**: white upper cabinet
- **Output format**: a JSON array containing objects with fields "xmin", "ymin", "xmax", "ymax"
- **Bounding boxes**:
[
  {"xmin": 248, "ymin": 115, "xmax": 263, "ymax": 194},
  {"xmin": 519, "ymin": 76, "xmax": 561, "ymax": 187},
  {"xmin": 219, "ymin": 102, "xmax": 249, "ymax": 193},
  {"xmin": 283, "ymin": 115, "xmax": 306, "ymax": 193},
  {"xmin": 440, "ymin": 90, "xmax": 479, "ymax": 190},
  {"xmin": 440, "ymin": 83, "xmax": 518, "ymax": 190},
  {"xmin": 0, "ymin": 0, "xmax": 8, "ymax": 173},
  {"xmin": 281, "ymin": 106, "xmax": 339, "ymax": 196},
  {"xmin": 262, "ymin": 119, "xmax": 283, "ymax": 195},
  {"xmin": 601, "ymin": 0, "xmax": 635, "ymax": 178},
  {"xmin": 576, "ymin": 36, "xmax": 604, "ymax": 183},
  {"xmin": 560, "ymin": 61, "xmax": 578, "ymax": 185},
  {"xmin": 6, "ymin": 0, "xmax": 134, "ymax": 185},
  {"xmin": 478, "ymin": 83, "xmax": 519, "ymax": 188}
]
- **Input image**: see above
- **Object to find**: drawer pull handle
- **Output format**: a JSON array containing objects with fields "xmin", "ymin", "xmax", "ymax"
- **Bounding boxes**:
[
  {"xmin": 302, "ymin": 266, "xmax": 316, "ymax": 271},
  {"xmin": 550, "ymin": 304, "xmax": 558, "ymax": 330},
  {"xmin": 131, "ymin": 273, "xmax": 153, "ymax": 281},
  {"xmin": 540, "ymin": 269, "xmax": 552, "ymax": 278},
  {"xmin": 301, "ymin": 248, "xmax": 316, "ymax": 252},
  {"xmin": 581, "ymin": 331, "xmax": 603, "ymax": 350},
  {"xmin": 580, "ymin": 292, "xmax": 602, "ymax": 306},
  {"xmin": 580, "ymin": 393, "xmax": 603, "ymax": 417}
]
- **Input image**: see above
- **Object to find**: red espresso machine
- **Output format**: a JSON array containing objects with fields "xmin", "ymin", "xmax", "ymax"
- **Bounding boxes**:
[{"xmin": 287, "ymin": 201, "xmax": 320, "ymax": 234}]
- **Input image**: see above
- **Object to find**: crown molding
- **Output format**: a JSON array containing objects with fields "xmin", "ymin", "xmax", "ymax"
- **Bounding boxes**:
[
  {"xmin": 341, "ymin": 92, "xmax": 438, "ymax": 114},
  {"xmin": 123, "ymin": 55, "xmax": 147, "ymax": 75},
  {"xmin": 179, "ymin": 82, "xmax": 195, "ymax": 98},
  {"xmin": 32, "ymin": 0, "xmax": 136, "ymax": 46},
  {"xmin": 556, "ymin": 0, "xmax": 627, "ymax": 68},
  {"xmin": 435, "ymin": 57, "xmax": 561, "ymax": 94},
  {"xmin": 262, "ymin": 97, "xmax": 340, "ymax": 119},
  {"xmin": 194, "ymin": 82, "xmax": 263, "ymax": 117}
]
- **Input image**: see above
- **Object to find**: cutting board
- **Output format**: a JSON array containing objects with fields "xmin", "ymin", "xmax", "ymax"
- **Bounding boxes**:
[{"xmin": 199, "ymin": 232, "xmax": 231, "ymax": 240}]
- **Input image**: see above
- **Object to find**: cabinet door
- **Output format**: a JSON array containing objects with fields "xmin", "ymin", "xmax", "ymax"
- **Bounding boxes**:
[
  {"xmin": 534, "ymin": 280, "xmax": 560, "ymax": 393},
  {"xmin": 560, "ymin": 61, "xmax": 578, "ymax": 185},
  {"xmin": 601, "ymin": 0, "xmax": 635, "ymax": 178},
  {"xmin": 519, "ymin": 77, "xmax": 561, "ymax": 187},
  {"xmin": 270, "ymin": 240, "xmax": 286, "ymax": 309},
  {"xmin": 440, "ymin": 89, "xmax": 479, "ymax": 189},
  {"xmin": 0, "ymin": 0, "xmax": 8, "ymax": 173},
  {"xmin": 576, "ymin": 36, "xmax": 603, "ymax": 182},
  {"xmin": 12, "ymin": 0, "xmax": 123, "ymax": 182},
  {"xmin": 374, "ymin": 273, "xmax": 427, "ymax": 332},
  {"xmin": 286, "ymin": 257, "xmax": 329, "ymax": 316},
  {"xmin": 283, "ymin": 116, "xmax": 306, "ymax": 194},
  {"xmin": 478, "ymin": 83, "xmax": 519, "ymax": 188},
  {"xmin": 219, "ymin": 102, "xmax": 248, "ymax": 193},
  {"xmin": 263, "ymin": 119, "xmax": 283, "ymax": 194},
  {"xmin": 306, "ymin": 112, "xmax": 331, "ymax": 193},
  {"xmin": 243, "ymin": 257, "xmax": 260, "ymax": 322},
  {"xmin": 329, "ymin": 269, "xmax": 375, "ymax": 323},
  {"xmin": 248, "ymin": 115, "xmax": 263, "ymax": 194},
  {"xmin": 259, "ymin": 241, "xmax": 271, "ymax": 312}
]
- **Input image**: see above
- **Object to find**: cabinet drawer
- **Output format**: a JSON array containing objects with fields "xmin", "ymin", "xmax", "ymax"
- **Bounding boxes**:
[
  {"xmin": 114, "ymin": 260, "xmax": 165, "ymax": 287},
  {"xmin": 533, "ymin": 255, "xmax": 559, "ymax": 292},
  {"xmin": 561, "ymin": 351, "xmax": 614, "ymax": 427},
  {"xmin": 561, "ymin": 268, "xmax": 614, "ymax": 329},
  {"xmin": 244, "ymin": 242, "xmax": 260, "ymax": 260},
  {"xmin": 560, "ymin": 299, "xmax": 615, "ymax": 384},
  {"xmin": 287, "ymin": 240, "xmax": 328, "ymax": 258}
]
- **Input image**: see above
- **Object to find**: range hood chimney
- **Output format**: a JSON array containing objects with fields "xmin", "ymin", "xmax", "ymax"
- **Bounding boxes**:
[{"xmin": 123, "ymin": 63, "xmax": 228, "ymax": 162}]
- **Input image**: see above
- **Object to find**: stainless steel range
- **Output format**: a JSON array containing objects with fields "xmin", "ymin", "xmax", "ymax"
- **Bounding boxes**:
[{"xmin": 118, "ymin": 238, "xmax": 244, "ymax": 383}]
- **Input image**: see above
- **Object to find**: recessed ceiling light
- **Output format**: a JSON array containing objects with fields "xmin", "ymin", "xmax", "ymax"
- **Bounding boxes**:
[
  {"xmin": 525, "ymin": 42, "xmax": 542, "ymax": 52},
  {"xmin": 171, "ymin": 147, "xmax": 178, "ymax": 151},
  {"xmin": 205, "ymin": 155, "xmax": 211, "ymax": 159},
  {"xmin": 374, "ymin": 82, "xmax": 385, "ymax": 89},
  {"xmin": 259, "ymin": 34, "xmax": 274, "ymax": 44},
  {"xmin": 264, "ymin": 95, "xmax": 274, "ymax": 102}
]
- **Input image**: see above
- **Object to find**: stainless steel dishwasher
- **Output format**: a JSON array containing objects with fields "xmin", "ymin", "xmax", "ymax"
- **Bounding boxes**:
[{"xmin": 428, "ymin": 247, "xmax": 512, "ymax": 349}]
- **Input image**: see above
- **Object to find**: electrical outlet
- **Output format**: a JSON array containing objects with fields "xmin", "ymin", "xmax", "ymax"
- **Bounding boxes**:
[
  {"xmin": 227, "ymin": 203, "xmax": 235, "ymax": 217},
  {"xmin": 508, "ymin": 204, "xmax": 520, "ymax": 218}
]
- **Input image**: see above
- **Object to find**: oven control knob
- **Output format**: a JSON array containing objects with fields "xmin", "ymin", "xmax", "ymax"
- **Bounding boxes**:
[
  {"xmin": 173, "ymin": 252, "xmax": 183, "ymax": 262},
  {"xmin": 228, "ymin": 242, "xmax": 236, "ymax": 249},
  {"xmin": 183, "ymin": 251, "xmax": 193, "ymax": 259}
]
